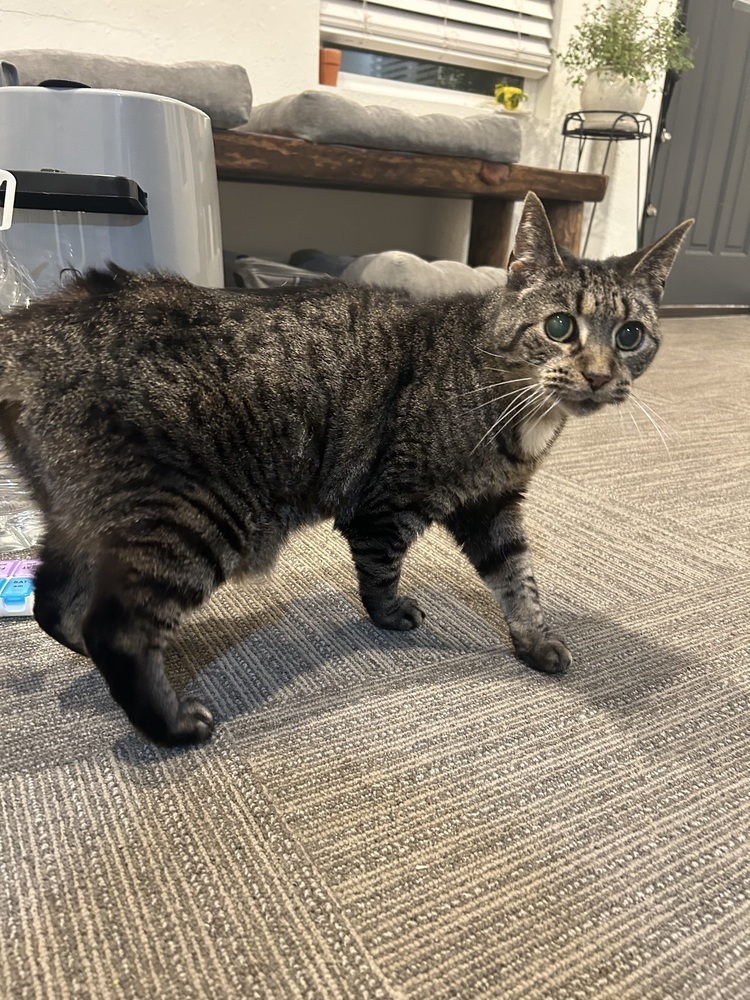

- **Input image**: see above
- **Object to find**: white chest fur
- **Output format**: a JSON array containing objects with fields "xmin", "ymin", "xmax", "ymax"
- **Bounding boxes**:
[{"xmin": 518, "ymin": 408, "xmax": 565, "ymax": 459}]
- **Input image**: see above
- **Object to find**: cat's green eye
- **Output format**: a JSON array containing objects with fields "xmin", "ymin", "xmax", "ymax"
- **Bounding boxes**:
[
  {"xmin": 616, "ymin": 322, "xmax": 645, "ymax": 351},
  {"xmin": 544, "ymin": 313, "xmax": 576, "ymax": 343}
]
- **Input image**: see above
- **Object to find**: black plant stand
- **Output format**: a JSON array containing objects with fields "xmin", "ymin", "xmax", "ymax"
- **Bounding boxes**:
[{"xmin": 559, "ymin": 111, "xmax": 653, "ymax": 255}]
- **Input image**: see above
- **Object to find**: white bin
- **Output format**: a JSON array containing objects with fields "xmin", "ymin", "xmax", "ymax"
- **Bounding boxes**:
[{"xmin": 0, "ymin": 85, "xmax": 223, "ymax": 291}]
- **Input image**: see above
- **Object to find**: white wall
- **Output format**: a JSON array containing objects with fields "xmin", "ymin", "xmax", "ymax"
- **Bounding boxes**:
[
  {"xmin": 2, "ymin": 0, "xmax": 664, "ymax": 265},
  {"xmin": 0, "ymin": 0, "xmax": 319, "ymax": 97},
  {"xmin": 529, "ymin": 0, "xmax": 666, "ymax": 257}
]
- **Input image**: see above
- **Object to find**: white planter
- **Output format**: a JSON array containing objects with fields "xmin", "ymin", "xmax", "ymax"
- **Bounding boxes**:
[{"xmin": 580, "ymin": 70, "xmax": 648, "ymax": 130}]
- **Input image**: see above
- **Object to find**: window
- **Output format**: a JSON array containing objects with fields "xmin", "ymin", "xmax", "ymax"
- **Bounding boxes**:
[
  {"xmin": 338, "ymin": 47, "xmax": 524, "ymax": 98},
  {"xmin": 320, "ymin": 0, "xmax": 555, "ymax": 95}
]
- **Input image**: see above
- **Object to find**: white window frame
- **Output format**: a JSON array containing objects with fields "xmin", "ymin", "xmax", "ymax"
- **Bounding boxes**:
[{"xmin": 320, "ymin": 0, "xmax": 555, "ymax": 86}]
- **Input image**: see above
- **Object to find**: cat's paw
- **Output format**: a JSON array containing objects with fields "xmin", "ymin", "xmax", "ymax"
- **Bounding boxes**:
[
  {"xmin": 513, "ymin": 633, "xmax": 573, "ymax": 675},
  {"xmin": 369, "ymin": 597, "xmax": 426, "ymax": 632},
  {"xmin": 162, "ymin": 698, "xmax": 215, "ymax": 746}
]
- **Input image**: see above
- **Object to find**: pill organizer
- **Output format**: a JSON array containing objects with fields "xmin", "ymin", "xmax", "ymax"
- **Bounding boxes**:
[{"xmin": 0, "ymin": 559, "xmax": 39, "ymax": 617}]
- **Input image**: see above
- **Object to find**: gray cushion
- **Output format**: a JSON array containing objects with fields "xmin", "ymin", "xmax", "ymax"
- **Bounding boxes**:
[
  {"xmin": 239, "ymin": 90, "xmax": 522, "ymax": 163},
  {"xmin": 225, "ymin": 248, "xmax": 506, "ymax": 298},
  {"xmin": 342, "ymin": 251, "xmax": 507, "ymax": 298},
  {"xmin": 0, "ymin": 49, "xmax": 252, "ymax": 129}
]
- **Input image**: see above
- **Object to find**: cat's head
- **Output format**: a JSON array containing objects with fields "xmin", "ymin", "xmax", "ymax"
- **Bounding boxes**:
[{"xmin": 498, "ymin": 192, "xmax": 692, "ymax": 417}]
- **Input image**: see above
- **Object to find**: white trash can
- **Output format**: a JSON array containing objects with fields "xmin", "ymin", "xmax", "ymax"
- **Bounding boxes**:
[{"xmin": 0, "ymin": 84, "xmax": 223, "ymax": 291}]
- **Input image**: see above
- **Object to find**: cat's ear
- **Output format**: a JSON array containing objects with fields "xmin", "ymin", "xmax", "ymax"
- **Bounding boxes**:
[
  {"xmin": 617, "ymin": 219, "xmax": 694, "ymax": 293},
  {"xmin": 507, "ymin": 192, "xmax": 564, "ymax": 289}
]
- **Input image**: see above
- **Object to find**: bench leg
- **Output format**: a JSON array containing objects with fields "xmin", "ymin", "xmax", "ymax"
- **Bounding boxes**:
[
  {"xmin": 468, "ymin": 197, "xmax": 515, "ymax": 268},
  {"xmin": 469, "ymin": 198, "xmax": 586, "ymax": 266},
  {"xmin": 541, "ymin": 199, "xmax": 584, "ymax": 255}
]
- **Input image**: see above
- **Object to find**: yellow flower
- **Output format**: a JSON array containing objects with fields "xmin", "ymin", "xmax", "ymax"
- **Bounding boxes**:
[{"xmin": 494, "ymin": 85, "xmax": 528, "ymax": 111}]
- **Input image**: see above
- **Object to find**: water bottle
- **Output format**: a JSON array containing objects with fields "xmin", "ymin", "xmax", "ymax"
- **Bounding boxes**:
[{"xmin": 0, "ymin": 167, "xmax": 44, "ymax": 553}]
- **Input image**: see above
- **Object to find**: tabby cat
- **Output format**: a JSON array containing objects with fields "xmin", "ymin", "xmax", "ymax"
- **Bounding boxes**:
[{"xmin": 0, "ymin": 193, "xmax": 691, "ymax": 746}]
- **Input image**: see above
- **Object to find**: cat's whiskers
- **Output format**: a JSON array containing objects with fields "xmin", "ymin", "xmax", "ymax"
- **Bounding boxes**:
[
  {"xmin": 630, "ymin": 390, "xmax": 676, "ymax": 436},
  {"xmin": 489, "ymin": 392, "xmax": 546, "ymax": 447},
  {"xmin": 456, "ymin": 376, "xmax": 533, "ymax": 399},
  {"xmin": 468, "ymin": 384, "xmax": 534, "ymax": 412},
  {"xmin": 522, "ymin": 393, "xmax": 559, "ymax": 437},
  {"xmin": 490, "ymin": 389, "xmax": 556, "ymax": 449},
  {"xmin": 478, "ymin": 348, "xmax": 511, "ymax": 360},
  {"xmin": 480, "ymin": 386, "xmax": 546, "ymax": 449},
  {"xmin": 495, "ymin": 384, "xmax": 546, "ymax": 427},
  {"xmin": 633, "ymin": 386, "xmax": 675, "ymax": 405},
  {"xmin": 470, "ymin": 384, "xmax": 542, "ymax": 454},
  {"xmin": 628, "ymin": 395, "xmax": 672, "ymax": 456},
  {"xmin": 624, "ymin": 404, "xmax": 641, "ymax": 439}
]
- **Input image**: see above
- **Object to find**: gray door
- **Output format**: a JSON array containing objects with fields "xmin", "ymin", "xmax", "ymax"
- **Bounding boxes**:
[{"xmin": 642, "ymin": 0, "xmax": 750, "ymax": 305}]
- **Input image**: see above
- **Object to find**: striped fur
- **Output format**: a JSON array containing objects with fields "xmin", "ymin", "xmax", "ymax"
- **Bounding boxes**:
[{"xmin": 0, "ymin": 194, "xmax": 691, "ymax": 745}]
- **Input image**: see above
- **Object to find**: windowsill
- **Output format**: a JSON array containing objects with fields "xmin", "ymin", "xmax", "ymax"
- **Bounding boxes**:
[{"xmin": 321, "ymin": 72, "xmax": 534, "ymax": 120}]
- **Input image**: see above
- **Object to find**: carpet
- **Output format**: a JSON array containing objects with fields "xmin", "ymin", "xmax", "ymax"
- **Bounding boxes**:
[{"xmin": 1, "ymin": 316, "xmax": 748, "ymax": 999}]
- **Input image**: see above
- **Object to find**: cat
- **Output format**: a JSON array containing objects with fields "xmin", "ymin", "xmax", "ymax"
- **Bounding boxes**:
[{"xmin": 0, "ymin": 193, "xmax": 692, "ymax": 746}]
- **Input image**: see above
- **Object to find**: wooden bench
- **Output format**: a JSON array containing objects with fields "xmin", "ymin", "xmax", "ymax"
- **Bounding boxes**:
[{"xmin": 213, "ymin": 131, "xmax": 607, "ymax": 269}]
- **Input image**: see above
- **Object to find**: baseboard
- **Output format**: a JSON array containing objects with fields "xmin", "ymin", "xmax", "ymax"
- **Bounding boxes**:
[{"xmin": 659, "ymin": 304, "xmax": 750, "ymax": 318}]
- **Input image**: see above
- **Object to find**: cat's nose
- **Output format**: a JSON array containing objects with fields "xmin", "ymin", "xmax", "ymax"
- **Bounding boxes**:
[{"xmin": 584, "ymin": 372, "xmax": 612, "ymax": 391}]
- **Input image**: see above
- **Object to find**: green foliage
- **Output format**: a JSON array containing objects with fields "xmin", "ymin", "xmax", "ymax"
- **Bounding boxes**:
[{"xmin": 554, "ymin": 0, "xmax": 694, "ymax": 89}]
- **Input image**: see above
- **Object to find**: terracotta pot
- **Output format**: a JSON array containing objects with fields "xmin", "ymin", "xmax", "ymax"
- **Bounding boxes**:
[
  {"xmin": 319, "ymin": 48, "xmax": 341, "ymax": 87},
  {"xmin": 581, "ymin": 70, "xmax": 647, "ymax": 130}
]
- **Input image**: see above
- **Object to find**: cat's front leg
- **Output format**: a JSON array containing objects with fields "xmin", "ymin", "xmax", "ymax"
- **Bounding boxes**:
[
  {"xmin": 338, "ymin": 509, "xmax": 427, "ymax": 631},
  {"xmin": 445, "ymin": 493, "xmax": 572, "ymax": 674}
]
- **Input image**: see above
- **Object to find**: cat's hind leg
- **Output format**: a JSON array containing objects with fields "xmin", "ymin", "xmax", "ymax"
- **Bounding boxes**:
[
  {"xmin": 81, "ymin": 535, "xmax": 226, "ymax": 746},
  {"xmin": 2, "ymin": 406, "xmax": 93, "ymax": 655},
  {"xmin": 33, "ymin": 528, "xmax": 94, "ymax": 657}
]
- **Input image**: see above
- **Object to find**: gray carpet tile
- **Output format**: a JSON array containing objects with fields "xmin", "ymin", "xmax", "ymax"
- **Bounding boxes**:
[{"xmin": 1, "ymin": 316, "xmax": 748, "ymax": 999}]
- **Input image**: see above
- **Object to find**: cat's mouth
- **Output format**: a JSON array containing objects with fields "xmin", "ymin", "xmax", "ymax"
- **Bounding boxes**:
[
  {"xmin": 538, "ymin": 375, "xmax": 631, "ymax": 417},
  {"xmin": 558, "ymin": 392, "xmax": 627, "ymax": 417},
  {"xmin": 564, "ymin": 397, "xmax": 605, "ymax": 416}
]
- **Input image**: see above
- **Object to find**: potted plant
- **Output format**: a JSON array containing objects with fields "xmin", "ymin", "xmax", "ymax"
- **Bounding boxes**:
[
  {"xmin": 555, "ymin": 0, "xmax": 693, "ymax": 127},
  {"xmin": 319, "ymin": 47, "xmax": 342, "ymax": 87},
  {"xmin": 494, "ymin": 84, "xmax": 528, "ymax": 111}
]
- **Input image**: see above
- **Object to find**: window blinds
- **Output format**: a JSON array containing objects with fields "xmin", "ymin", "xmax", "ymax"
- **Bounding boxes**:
[{"xmin": 320, "ymin": 0, "xmax": 555, "ymax": 79}]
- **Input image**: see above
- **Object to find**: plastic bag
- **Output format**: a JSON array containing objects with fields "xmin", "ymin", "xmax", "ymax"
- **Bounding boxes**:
[
  {"xmin": 0, "ymin": 167, "xmax": 43, "ymax": 552},
  {"xmin": 0, "ymin": 240, "xmax": 35, "ymax": 311}
]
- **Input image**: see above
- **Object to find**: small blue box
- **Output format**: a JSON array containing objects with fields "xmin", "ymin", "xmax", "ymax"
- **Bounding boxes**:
[{"xmin": 0, "ymin": 559, "xmax": 39, "ymax": 617}]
